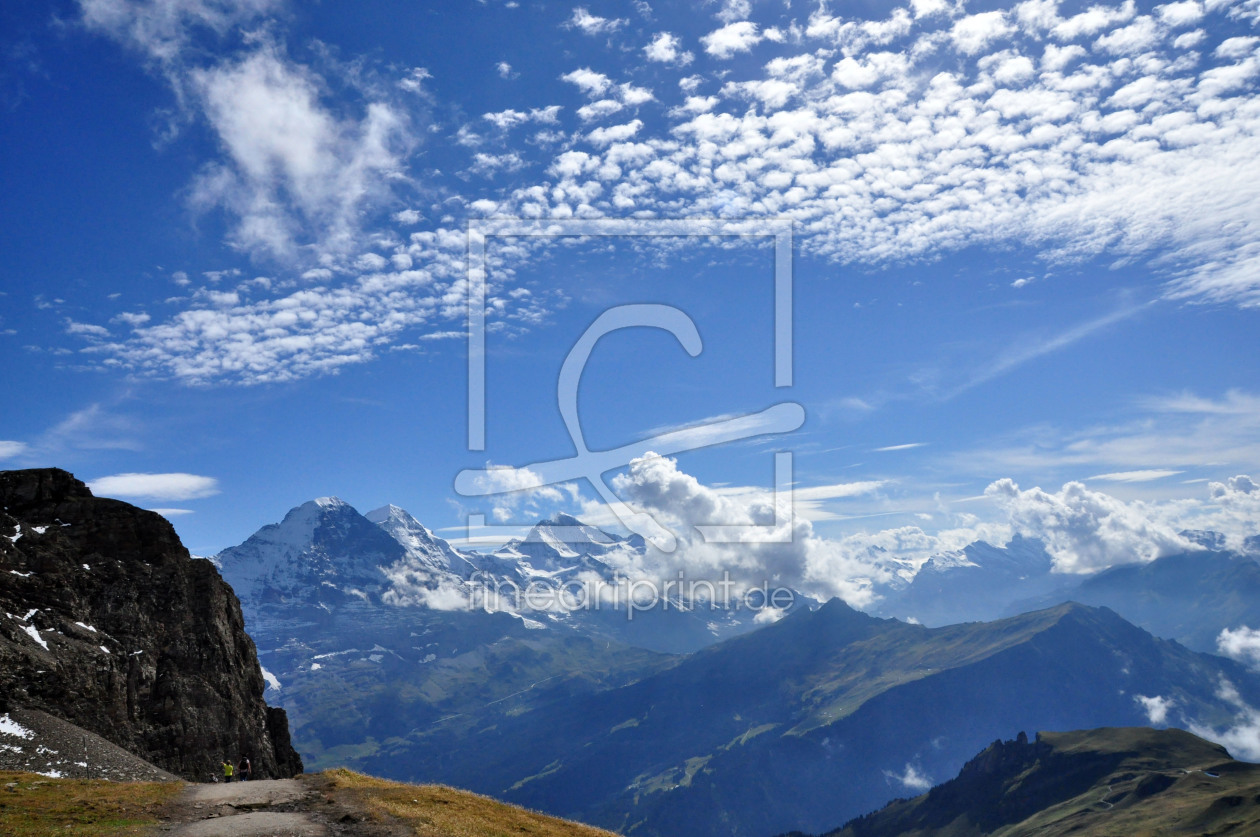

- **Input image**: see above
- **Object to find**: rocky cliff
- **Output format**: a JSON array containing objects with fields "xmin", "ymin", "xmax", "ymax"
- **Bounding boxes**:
[{"xmin": 0, "ymin": 468, "xmax": 302, "ymax": 781}]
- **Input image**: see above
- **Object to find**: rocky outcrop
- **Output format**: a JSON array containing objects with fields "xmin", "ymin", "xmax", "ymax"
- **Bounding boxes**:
[{"xmin": 0, "ymin": 468, "xmax": 302, "ymax": 781}]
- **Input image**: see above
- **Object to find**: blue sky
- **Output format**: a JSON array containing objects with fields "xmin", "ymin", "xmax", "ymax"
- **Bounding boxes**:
[{"xmin": 2, "ymin": 0, "xmax": 1259, "ymax": 595}]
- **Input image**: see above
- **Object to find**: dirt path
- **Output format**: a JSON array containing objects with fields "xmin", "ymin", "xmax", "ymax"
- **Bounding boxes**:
[{"xmin": 154, "ymin": 776, "xmax": 402, "ymax": 837}]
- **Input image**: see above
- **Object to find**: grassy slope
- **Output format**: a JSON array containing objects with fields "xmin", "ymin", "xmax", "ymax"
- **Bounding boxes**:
[
  {"xmin": 829, "ymin": 727, "xmax": 1260, "ymax": 837},
  {"xmin": 0, "ymin": 771, "xmax": 182, "ymax": 836},
  {"xmin": 1000, "ymin": 731, "xmax": 1260, "ymax": 837},
  {"xmin": 318, "ymin": 768, "xmax": 620, "ymax": 836},
  {"xmin": 0, "ymin": 768, "xmax": 620, "ymax": 837}
]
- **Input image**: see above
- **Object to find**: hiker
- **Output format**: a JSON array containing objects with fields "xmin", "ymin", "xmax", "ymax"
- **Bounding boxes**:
[
  {"xmin": 223, "ymin": 760, "xmax": 234, "ymax": 783},
  {"xmin": 238, "ymin": 756, "xmax": 252, "ymax": 781}
]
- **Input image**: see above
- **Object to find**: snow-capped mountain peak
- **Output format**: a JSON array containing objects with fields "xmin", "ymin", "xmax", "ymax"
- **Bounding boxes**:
[
  {"xmin": 493, "ymin": 514, "xmax": 630, "ymax": 572},
  {"xmin": 215, "ymin": 497, "xmax": 404, "ymax": 607},
  {"xmin": 365, "ymin": 504, "xmax": 470, "ymax": 576}
]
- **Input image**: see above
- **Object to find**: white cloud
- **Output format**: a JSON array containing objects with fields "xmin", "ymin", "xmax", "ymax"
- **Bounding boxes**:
[
  {"xmin": 467, "ymin": 464, "xmax": 577, "ymax": 522},
  {"xmin": 112, "ymin": 311, "xmax": 152, "ymax": 327},
  {"xmin": 1136, "ymin": 694, "xmax": 1176, "ymax": 724},
  {"xmin": 1216, "ymin": 36, "xmax": 1260, "ymax": 58},
  {"xmin": 81, "ymin": 4, "xmax": 418, "ymax": 267},
  {"xmin": 65, "ymin": 319, "xmax": 111, "ymax": 338},
  {"xmin": 616, "ymin": 83, "xmax": 654, "ymax": 107},
  {"xmin": 88, "ymin": 472, "xmax": 221, "ymax": 501},
  {"xmin": 702, "ymin": 21, "xmax": 764, "ymax": 58},
  {"xmin": 496, "ymin": 61, "xmax": 516, "ymax": 79},
  {"xmin": 1157, "ymin": 1, "xmax": 1206, "ymax": 27},
  {"xmin": 1218, "ymin": 626, "xmax": 1260, "ymax": 670},
  {"xmin": 645, "ymin": 32, "xmax": 694, "ymax": 65},
  {"xmin": 874, "ymin": 443, "xmax": 926, "ymax": 452},
  {"xmin": 1189, "ymin": 679, "xmax": 1260, "ymax": 761},
  {"xmin": 794, "ymin": 481, "xmax": 888, "ymax": 501},
  {"xmin": 78, "ymin": 0, "xmax": 281, "ymax": 63},
  {"xmin": 0, "ymin": 441, "xmax": 28, "ymax": 460},
  {"xmin": 587, "ymin": 120, "xmax": 643, "ymax": 146},
  {"xmin": 985, "ymin": 478, "xmax": 1197, "ymax": 573},
  {"xmin": 884, "ymin": 763, "xmax": 933, "ymax": 792},
  {"xmin": 577, "ymin": 99, "xmax": 625, "ymax": 121},
  {"xmin": 606, "ymin": 454, "xmax": 975, "ymax": 608},
  {"xmin": 1086, "ymin": 469, "xmax": 1184, "ymax": 482},
  {"xmin": 716, "ymin": 0, "xmax": 752, "ymax": 24},
  {"xmin": 951, "ymin": 11, "xmax": 1015, "ymax": 55},
  {"xmin": 78, "ymin": 0, "xmax": 1260, "ymax": 385},
  {"xmin": 188, "ymin": 43, "xmax": 415, "ymax": 261},
  {"xmin": 560, "ymin": 67, "xmax": 612, "ymax": 96},
  {"xmin": 566, "ymin": 7, "xmax": 627, "ymax": 35}
]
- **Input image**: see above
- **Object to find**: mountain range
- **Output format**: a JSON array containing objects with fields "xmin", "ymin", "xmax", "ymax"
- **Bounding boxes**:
[{"xmin": 203, "ymin": 494, "xmax": 1260, "ymax": 836}]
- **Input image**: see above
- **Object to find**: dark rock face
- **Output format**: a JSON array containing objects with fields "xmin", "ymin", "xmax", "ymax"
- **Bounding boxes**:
[{"xmin": 0, "ymin": 468, "xmax": 302, "ymax": 781}]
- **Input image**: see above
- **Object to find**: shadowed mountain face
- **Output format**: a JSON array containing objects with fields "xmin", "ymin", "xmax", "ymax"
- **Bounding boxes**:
[
  {"xmin": 354, "ymin": 599, "xmax": 1260, "ymax": 837},
  {"xmin": 820, "ymin": 726, "xmax": 1260, "ymax": 837},
  {"xmin": 876, "ymin": 535, "xmax": 1260, "ymax": 658},
  {"xmin": 1006, "ymin": 549, "xmax": 1260, "ymax": 653},
  {"xmin": 0, "ymin": 468, "xmax": 302, "ymax": 781}
]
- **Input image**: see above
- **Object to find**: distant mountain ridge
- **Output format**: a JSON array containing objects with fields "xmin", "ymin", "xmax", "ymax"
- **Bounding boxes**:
[
  {"xmin": 816, "ymin": 726, "xmax": 1260, "ymax": 836},
  {"xmin": 331, "ymin": 598, "xmax": 1260, "ymax": 837}
]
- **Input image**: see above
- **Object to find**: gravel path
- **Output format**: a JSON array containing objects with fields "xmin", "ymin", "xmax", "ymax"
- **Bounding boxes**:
[
  {"xmin": 167, "ymin": 811, "xmax": 329, "ymax": 836},
  {"xmin": 155, "ymin": 775, "xmax": 402, "ymax": 837}
]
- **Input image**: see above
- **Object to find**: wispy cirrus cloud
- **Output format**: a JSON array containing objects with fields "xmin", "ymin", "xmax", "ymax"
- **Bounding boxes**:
[
  {"xmin": 0, "ymin": 441, "xmax": 29, "ymax": 460},
  {"xmin": 944, "ymin": 390, "xmax": 1260, "ymax": 482},
  {"xmin": 1086, "ymin": 469, "xmax": 1184, "ymax": 482}
]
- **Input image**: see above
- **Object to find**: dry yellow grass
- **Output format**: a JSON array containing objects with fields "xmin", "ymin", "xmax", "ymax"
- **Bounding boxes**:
[
  {"xmin": 321, "ymin": 767, "xmax": 620, "ymax": 837},
  {"xmin": 0, "ymin": 770, "xmax": 182, "ymax": 836}
]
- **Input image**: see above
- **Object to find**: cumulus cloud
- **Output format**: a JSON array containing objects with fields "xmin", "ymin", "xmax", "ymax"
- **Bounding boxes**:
[
  {"xmin": 88, "ymin": 472, "xmax": 220, "ymax": 501},
  {"xmin": 560, "ymin": 67, "xmax": 613, "ymax": 96},
  {"xmin": 566, "ymin": 7, "xmax": 627, "ymax": 35},
  {"xmin": 645, "ymin": 32, "xmax": 694, "ymax": 65},
  {"xmin": 1189, "ymin": 679, "xmax": 1260, "ymax": 761},
  {"xmin": 701, "ymin": 21, "xmax": 766, "ymax": 58},
  {"xmin": 1200, "ymin": 475, "xmax": 1260, "ymax": 548},
  {"xmin": 1218, "ymin": 626, "xmax": 1260, "ymax": 670},
  {"xmin": 1136, "ymin": 694, "xmax": 1176, "ymax": 724},
  {"xmin": 605, "ymin": 454, "xmax": 982, "ymax": 608},
  {"xmin": 985, "ymin": 478, "xmax": 1196, "ymax": 572}
]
